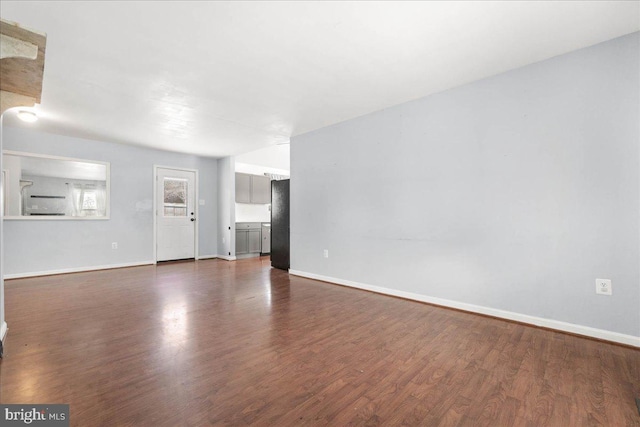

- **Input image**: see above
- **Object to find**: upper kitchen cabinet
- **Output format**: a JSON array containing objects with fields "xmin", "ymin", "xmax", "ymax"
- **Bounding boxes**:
[
  {"xmin": 235, "ymin": 173, "xmax": 271, "ymax": 204},
  {"xmin": 250, "ymin": 174, "xmax": 271, "ymax": 204},
  {"xmin": 235, "ymin": 173, "xmax": 251, "ymax": 203}
]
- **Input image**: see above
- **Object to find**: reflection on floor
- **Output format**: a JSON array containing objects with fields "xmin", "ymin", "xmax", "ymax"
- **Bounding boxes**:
[{"xmin": 1, "ymin": 257, "xmax": 638, "ymax": 425}]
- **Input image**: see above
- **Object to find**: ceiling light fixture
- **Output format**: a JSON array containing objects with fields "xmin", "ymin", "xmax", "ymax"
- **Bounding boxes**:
[{"xmin": 17, "ymin": 110, "xmax": 38, "ymax": 123}]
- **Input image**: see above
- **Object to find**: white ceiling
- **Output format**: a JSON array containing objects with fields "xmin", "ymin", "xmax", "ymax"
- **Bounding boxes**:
[
  {"xmin": 2, "ymin": 1, "xmax": 638, "ymax": 158},
  {"xmin": 236, "ymin": 144, "xmax": 290, "ymax": 172}
]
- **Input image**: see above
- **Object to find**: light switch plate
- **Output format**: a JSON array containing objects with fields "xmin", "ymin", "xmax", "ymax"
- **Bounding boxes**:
[
  {"xmin": 199, "ymin": 199, "xmax": 205, "ymax": 205},
  {"xmin": 595, "ymin": 278, "xmax": 612, "ymax": 295}
]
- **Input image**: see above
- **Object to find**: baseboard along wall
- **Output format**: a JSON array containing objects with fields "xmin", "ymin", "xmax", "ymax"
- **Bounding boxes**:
[{"xmin": 289, "ymin": 269, "xmax": 640, "ymax": 348}]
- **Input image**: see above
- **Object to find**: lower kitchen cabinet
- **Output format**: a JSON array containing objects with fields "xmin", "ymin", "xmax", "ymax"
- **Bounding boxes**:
[
  {"xmin": 236, "ymin": 230, "xmax": 248, "ymax": 254},
  {"xmin": 248, "ymin": 229, "xmax": 261, "ymax": 253},
  {"xmin": 236, "ymin": 222, "xmax": 262, "ymax": 255},
  {"xmin": 261, "ymin": 223, "xmax": 271, "ymax": 254}
]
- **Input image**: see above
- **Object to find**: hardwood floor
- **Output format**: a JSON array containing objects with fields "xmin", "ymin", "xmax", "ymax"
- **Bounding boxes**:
[{"xmin": 1, "ymin": 257, "xmax": 638, "ymax": 426}]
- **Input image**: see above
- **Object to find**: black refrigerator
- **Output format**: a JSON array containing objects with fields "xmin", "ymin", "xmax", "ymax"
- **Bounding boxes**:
[{"xmin": 271, "ymin": 179, "xmax": 290, "ymax": 270}]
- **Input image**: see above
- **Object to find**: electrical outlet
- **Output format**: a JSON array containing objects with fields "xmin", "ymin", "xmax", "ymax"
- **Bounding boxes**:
[
  {"xmin": 199, "ymin": 199, "xmax": 205, "ymax": 206},
  {"xmin": 112, "ymin": 242, "xmax": 118, "ymax": 250},
  {"xmin": 595, "ymin": 278, "xmax": 612, "ymax": 295},
  {"xmin": 323, "ymin": 249, "xmax": 329, "ymax": 258}
]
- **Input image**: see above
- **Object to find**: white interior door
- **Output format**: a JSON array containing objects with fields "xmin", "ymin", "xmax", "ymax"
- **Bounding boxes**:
[{"xmin": 156, "ymin": 167, "xmax": 196, "ymax": 261}]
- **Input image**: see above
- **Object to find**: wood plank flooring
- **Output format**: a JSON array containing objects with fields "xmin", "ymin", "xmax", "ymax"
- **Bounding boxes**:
[{"xmin": 0, "ymin": 257, "xmax": 638, "ymax": 426}]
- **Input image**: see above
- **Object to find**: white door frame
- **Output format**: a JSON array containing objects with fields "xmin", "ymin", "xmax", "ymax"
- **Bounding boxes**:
[{"xmin": 153, "ymin": 165, "xmax": 199, "ymax": 263}]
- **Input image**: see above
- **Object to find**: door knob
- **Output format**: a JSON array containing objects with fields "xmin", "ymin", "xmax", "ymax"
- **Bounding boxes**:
[{"xmin": 191, "ymin": 218, "xmax": 195, "ymax": 222}]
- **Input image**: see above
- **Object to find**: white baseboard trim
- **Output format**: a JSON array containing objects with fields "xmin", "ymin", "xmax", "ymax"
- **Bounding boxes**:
[
  {"xmin": 4, "ymin": 261, "xmax": 156, "ymax": 280},
  {"xmin": 196, "ymin": 254, "xmax": 219, "ymax": 260},
  {"xmin": 289, "ymin": 269, "xmax": 640, "ymax": 348},
  {"xmin": 216, "ymin": 255, "xmax": 237, "ymax": 261},
  {"xmin": 1, "ymin": 321, "xmax": 7, "ymax": 342}
]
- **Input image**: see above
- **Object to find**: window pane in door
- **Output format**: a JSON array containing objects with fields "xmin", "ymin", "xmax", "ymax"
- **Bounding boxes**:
[
  {"xmin": 164, "ymin": 178, "xmax": 187, "ymax": 204},
  {"xmin": 163, "ymin": 178, "xmax": 187, "ymax": 217}
]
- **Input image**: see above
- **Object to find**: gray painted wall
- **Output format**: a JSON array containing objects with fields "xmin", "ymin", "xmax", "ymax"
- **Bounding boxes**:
[
  {"xmin": 217, "ymin": 156, "xmax": 236, "ymax": 258},
  {"xmin": 291, "ymin": 33, "xmax": 640, "ymax": 337},
  {"xmin": 3, "ymin": 127, "xmax": 218, "ymax": 275}
]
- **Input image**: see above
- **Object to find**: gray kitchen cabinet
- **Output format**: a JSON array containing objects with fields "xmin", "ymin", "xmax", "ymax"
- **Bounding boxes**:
[
  {"xmin": 235, "ymin": 173, "xmax": 251, "ymax": 204},
  {"xmin": 236, "ymin": 222, "xmax": 262, "ymax": 256},
  {"xmin": 250, "ymin": 175, "xmax": 271, "ymax": 204},
  {"xmin": 248, "ymin": 230, "xmax": 261, "ymax": 253},
  {"xmin": 235, "ymin": 229, "xmax": 249, "ymax": 254},
  {"xmin": 235, "ymin": 173, "xmax": 271, "ymax": 204},
  {"xmin": 261, "ymin": 223, "xmax": 271, "ymax": 254}
]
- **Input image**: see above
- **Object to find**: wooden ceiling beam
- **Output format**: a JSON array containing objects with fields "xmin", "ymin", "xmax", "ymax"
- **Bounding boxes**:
[
  {"xmin": 0, "ymin": 34, "xmax": 38, "ymax": 60},
  {"xmin": 0, "ymin": 19, "xmax": 47, "ymax": 114}
]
